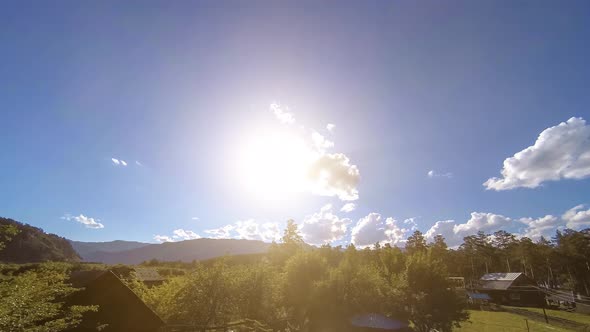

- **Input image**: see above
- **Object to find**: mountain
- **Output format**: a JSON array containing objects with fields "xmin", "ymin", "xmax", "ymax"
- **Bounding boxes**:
[
  {"xmin": 77, "ymin": 238, "xmax": 272, "ymax": 264},
  {"xmin": 0, "ymin": 217, "xmax": 80, "ymax": 263},
  {"xmin": 69, "ymin": 240, "xmax": 150, "ymax": 261}
]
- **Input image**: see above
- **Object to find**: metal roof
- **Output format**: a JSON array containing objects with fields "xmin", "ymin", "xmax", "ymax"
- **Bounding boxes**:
[
  {"xmin": 467, "ymin": 292, "xmax": 492, "ymax": 300},
  {"xmin": 350, "ymin": 314, "xmax": 408, "ymax": 330},
  {"xmin": 480, "ymin": 272, "xmax": 523, "ymax": 281}
]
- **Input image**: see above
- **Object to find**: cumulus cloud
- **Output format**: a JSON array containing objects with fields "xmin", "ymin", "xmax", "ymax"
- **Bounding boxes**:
[
  {"xmin": 299, "ymin": 204, "xmax": 352, "ymax": 245},
  {"xmin": 425, "ymin": 205, "xmax": 590, "ymax": 247},
  {"xmin": 307, "ymin": 153, "xmax": 360, "ymax": 201},
  {"xmin": 172, "ymin": 229, "xmax": 201, "ymax": 240},
  {"xmin": 340, "ymin": 203, "xmax": 356, "ymax": 213},
  {"xmin": 153, "ymin": 235, "xmax": 173, "ymax": 243},
  {"xmin": 484, "ymin": 117, "xmax": 590, "ymax": 190},
  {"xmin": 519, "ymin": 215, "xmax": 561, "ymax": 240},
  {"xmin": 562, "ymin": 204, "xmax": 590, "ymax": 229},
  {"xmin": 454, "ymin": 212, "xmax": 513, "ymax": 236},
  {"xmin": 427, "ymin": 170, "xmax": 453, "ymax": 178},
  {"xmin": 152, "ymin": 229, "xmax": 201, "ymax": 242},
  {"xmin": 404, "ymin": 218, "xmax": 418, "ymax": 231},
  {"xmin": 425, "ymin": 220, "xmax": 461, "ymax": 246},
  {"xmin": 425, "ymin": 213, "xmax": 513, "ymax": 247},
  {"xmin": 351, "ymin": 213, "xmax": 408, "ymax": 248},
  {"xmin": 205, "ymin": 220, "xmax": 281, "ymax": 242},
  {"xmin": 270, "ymin": 103, "xmax": 295, "ymax": 124},
  {"xmin": 62, "ymin": 214, "xmax": 104, "ymax": 229},
  {"xmin": 326, "ymin": 123, "xmax": 336, "ymax": 132}
]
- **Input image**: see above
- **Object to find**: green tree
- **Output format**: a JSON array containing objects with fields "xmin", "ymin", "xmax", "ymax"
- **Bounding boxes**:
[
  {"xmin": 406, "ymin": 230, "xmax": 427, "ymax": 255},
  {"xmin": 0, "ymin": 264, "xmax": 96, "ymax": 332},
  {"xmin": 402, "ymin": 253, "xmax": 469, "ymax": 332},
  {"xmin": 281, "ymin": 219, "xmax": 304, "ymax": 245},
  {"xmin": 0, "ymin": 224, "xmax": 19, "ymax": 251}
]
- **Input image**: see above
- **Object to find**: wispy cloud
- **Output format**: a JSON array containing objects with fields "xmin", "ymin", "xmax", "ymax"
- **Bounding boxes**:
[
  {"xmin": 427, "ymin": 170, "xmax": 453, "ymax": 178},
  {"xmin": 191, "ymin": 217, "xmax": 200, "ymax": 221},
  {"xmin": 270, "ymin": 103, "xmax": 295, "ymax": 124},
  {"xmin": 62, "ymin": 213, "xmax": 104, "ymax": 229},
  {"xmin": 326, "ymin": 123, "xmax": 335, "ymax": 133},
  {"xmin": 111, "ymin": 158, "xmax": 128, "ymax": 166}
]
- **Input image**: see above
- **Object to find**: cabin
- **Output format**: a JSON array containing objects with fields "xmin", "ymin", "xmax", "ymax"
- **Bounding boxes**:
[
  {"xmin": 66, "ymin": 270, "xmax": 165, "ymax": 332},
  {"xmin": 476, "ymin": 272, "xmax": 544, "ymax": 307},
  {"xmin": 134, "ymin": 268, "xmax": 165, "ymax": 287}
]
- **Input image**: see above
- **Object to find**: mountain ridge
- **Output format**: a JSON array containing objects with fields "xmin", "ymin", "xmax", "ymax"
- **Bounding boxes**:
[{"xmin": 73, "ymin": 238, "xmax": 272, "ymax": 264}]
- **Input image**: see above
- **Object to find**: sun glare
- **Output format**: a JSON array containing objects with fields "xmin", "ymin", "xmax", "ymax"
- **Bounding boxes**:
[{"xmin": 237, "ymin": 131, "xmax": 316, "ymax": 199}]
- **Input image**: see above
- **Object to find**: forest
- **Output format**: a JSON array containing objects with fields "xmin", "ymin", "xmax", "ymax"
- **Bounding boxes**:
[{"xmin": 1, "ymin": 220, "xmax": 590, "ymax": 331}]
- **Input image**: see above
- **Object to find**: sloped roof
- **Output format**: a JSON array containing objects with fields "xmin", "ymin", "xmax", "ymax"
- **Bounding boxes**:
[
  {"xmin": 67, "ymin": 270, "xmax": 164, "ymax": 331},
  {"xmin": 478, "ymin": 273, "xmax": 537, "ymax": 291},
  {"xmin": 480, "ymin": 273, "xmax": 523, "ymax": 281},
  {"xmin": 134, "ymin": 268, "xmax": 164, "ymax": 281}
]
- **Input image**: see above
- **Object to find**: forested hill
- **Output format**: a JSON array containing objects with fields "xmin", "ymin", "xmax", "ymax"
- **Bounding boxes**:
[
  {"xmin": 79, "ymin": 238, "xmax": 272, "ymax": 264},
  {"xmin": 69, "ymin": 240, "xmax": 150, "ymax": 261},
  {"xmin": 0, "ymin": 217, "xmax": 80, "ymax": 263}
]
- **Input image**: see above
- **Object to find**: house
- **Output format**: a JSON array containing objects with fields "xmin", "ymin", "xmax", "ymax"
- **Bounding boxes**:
[
  {"xmin": 66, "ymin": 270, "xmax": 165, "ymax": 332},
  {"xmin": 477, "ymin": 272, "xmax": 544, "ymax": 307},
  {"xmin": 134, "ymin": 268, "xmax": 165, "ymax": 287}
]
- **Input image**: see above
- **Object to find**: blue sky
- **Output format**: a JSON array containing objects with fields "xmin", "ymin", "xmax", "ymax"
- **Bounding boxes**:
[{"xmin": 2, "ymin": 1, "xmax": 590, "ymax": 246}]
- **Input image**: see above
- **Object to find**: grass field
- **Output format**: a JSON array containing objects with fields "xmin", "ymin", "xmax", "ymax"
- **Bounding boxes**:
[
  {"xmin": 454, "ymin": 310, "xmax": 572, "ymax": 332},
  {"xmin": 508, "ymin": 306, "xmax": 590, "ymax": 326}
]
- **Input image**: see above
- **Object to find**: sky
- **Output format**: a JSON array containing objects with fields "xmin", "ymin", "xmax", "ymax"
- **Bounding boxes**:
[{"xmin": 2, "ymin": 1, "xmax": 590, "ymax": 247}]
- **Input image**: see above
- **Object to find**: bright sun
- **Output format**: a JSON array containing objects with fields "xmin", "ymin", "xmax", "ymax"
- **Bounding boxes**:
[{"xmin": 237, "ymin": 131, "xmax": 316, "ymax": 199}]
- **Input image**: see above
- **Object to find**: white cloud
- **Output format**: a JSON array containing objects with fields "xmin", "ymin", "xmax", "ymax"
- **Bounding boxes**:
[
  {"xmin": 427, "ymin": 170, "xmax": 453, "ymax": 178},
  {"xmin": 404, "ymin": 217, "xmax": 418, "ymax": 231},
  {"xmin": 308, "ymin": 153, "xmax": 360, "ymax": 201},
  {"xmin": 562, "ymin": 204, "xmax": 590, "ymax": 229},
  {"xmin": 205, "ymin": 225, "xmax": 235, "ymax": 239},
  {"xmin": 454, "ymin": 212, "xmax": 513, "ymax": 236},
  {"xmin": 484, "ymin": 117, "xmax": 590, "ymax": 190},
  {"xmin": 425, "ymin": 220, "xmax": 461, "ymax": 247},
  {"xmin": 300, "ymin": 204, "xmax": 352, "ymax": 245},
  {"xmin": 340, "ymin": 203, "xmax": 356, "ymax": 213},
  {"xmin": 270, "ymin": 103, "xmax": 295, "ymax": 124},
  {"xmin": 311, "ymin": 131, "xmax": 334, "ymax": 152},
  {"xmin": 153, "ymin": 235, "xmax": 173, "ymax": 243},
  {"xmin": 191, "ymin": 217, "xmax": 200, "ymax": 221},
  {"xmin": 205, "ymin": 220, "xmax": 281, "ymax": 242},
  {"xmin": 62, "ymin": 214, "xmax": 104, "ymax": 229},
  {"xmin": 519, "ymin": 215, "xmax": 561, "ymax": 240},
  {"xmin": 327, "ymin": 123, "xmax": 336, "ymax": 132},
  {"xmin": 111, "ymin": 158, "xmax": 127, "ymax": 166},
  {"xmin": 135, "ymin": 161, "xmax": 142, "ymax": 166},
  {"xmin": 351, "ymin": 213, "xmax": 408, "ymax": 248},
  {"xmin": 425, "ymin": 213, "xmax": 513, "ymax": 248},
  {"xmin": 172, "ymin": 229, "xmax": 201, "ymax": 240}
]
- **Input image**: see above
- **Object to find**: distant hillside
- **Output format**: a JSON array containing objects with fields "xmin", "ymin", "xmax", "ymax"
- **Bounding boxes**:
[
  {"xmin": 81, "ymin": 238, "xmax": 272, "ymax": 264},
  {"xmin": 70, "ymin": 240, "xmax": 150, "ymax": 261},
  {"xmin": 0, "ymin": 217, "xmax": 80, "ymax": 263}
]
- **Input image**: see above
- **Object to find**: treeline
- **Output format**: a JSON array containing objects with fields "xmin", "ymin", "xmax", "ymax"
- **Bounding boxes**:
[
  {"xmin": 434, "ymin": 229, "xmax": 590, "ymax": 295},
  {"xmin": 129, "ymin": 221, "xmax": 469, "ymax": 332},
  {"xmin": 0, "ymin": 217, "xmax": 80, "ymax": 263}
]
